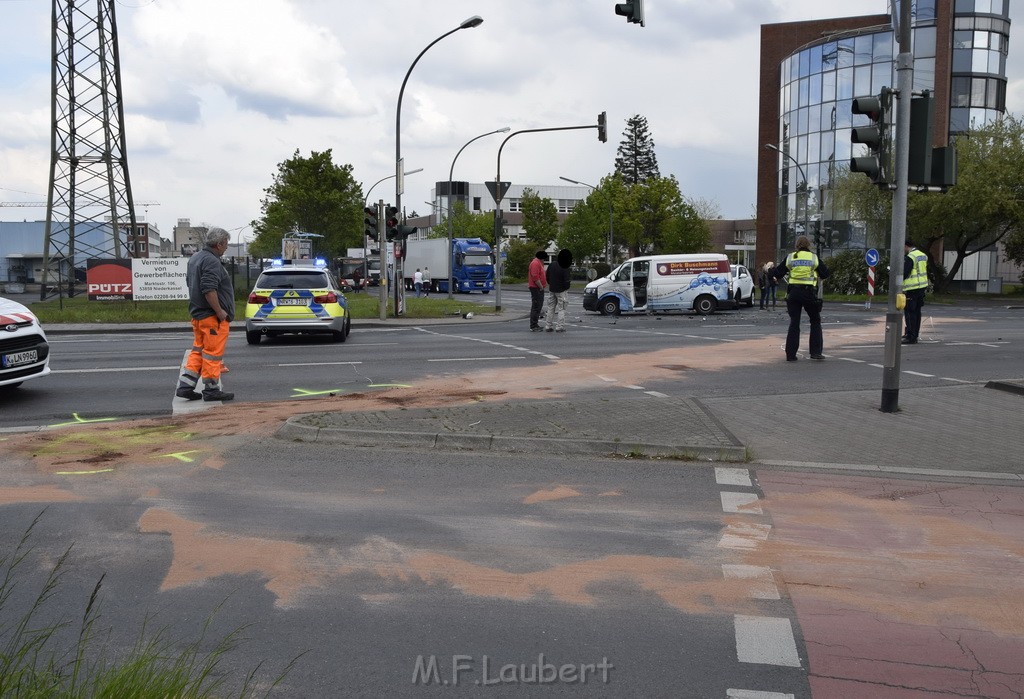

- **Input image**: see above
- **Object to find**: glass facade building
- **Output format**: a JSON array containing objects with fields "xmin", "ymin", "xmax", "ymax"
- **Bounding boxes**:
[{"xmin": 766, "ymin": 0, "xmax": 1010, "ymax": 257}]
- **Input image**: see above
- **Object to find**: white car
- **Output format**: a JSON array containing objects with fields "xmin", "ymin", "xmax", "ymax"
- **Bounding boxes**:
[
  {"xmin": 0, "ymin": 296, "xmax": 51, "ymax": 389},
  {"xmin": 731, "ymin": 265, "xmax": 755, "ymax": 307}
]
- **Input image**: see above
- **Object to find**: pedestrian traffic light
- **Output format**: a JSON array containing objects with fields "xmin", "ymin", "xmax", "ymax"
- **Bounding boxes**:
[
  {"xmin": 850, "ymin": 88, "xmax": 891, "ymax": 186},
  {"xmin": 363, "ymin": 206, "xmax": 379, "ymax": 242},
  {"xmin": 597, "ymin": 111, "xmax": 607, "ymax": 143},
  {"xmin": 384, "ymin": 205, "xmax": 399, "ymax": 242},
  {"xmin": 396, "ymin": 224, "xmax": 418, "ymax": 239},
  {"xmin": 614, "ymin": 0, "xmax": 644, "ymax": 26}
]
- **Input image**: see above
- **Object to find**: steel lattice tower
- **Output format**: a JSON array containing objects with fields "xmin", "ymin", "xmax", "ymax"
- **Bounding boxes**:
[{"xmin": 42, "ymin": 0, "xmax": 137, "ymax": 299}]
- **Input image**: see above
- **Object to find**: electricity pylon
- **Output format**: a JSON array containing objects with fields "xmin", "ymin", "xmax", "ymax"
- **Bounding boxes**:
[{"xmin": 42, "ymin": 0, "xmax": 138, "ymax": 299}]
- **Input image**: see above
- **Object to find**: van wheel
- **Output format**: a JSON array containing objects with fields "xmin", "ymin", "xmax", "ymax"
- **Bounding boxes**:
[
  {"xmin": 246, "ymin": 330, "xmax": 262, "ymax": 345},
  {"xmin": 599, "ymin": 297, "xmax": 620, "ymax": 316},
  {"xmin": 694, "ymin": 295, "xmax": 717, "ymax": 315}
]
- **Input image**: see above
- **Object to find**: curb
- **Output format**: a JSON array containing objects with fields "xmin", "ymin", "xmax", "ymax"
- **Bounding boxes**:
[
  {"xmin": 276, "ymin": 417, "xmax": 749, "ymax": 463},
  {"xmin": 984, "ymin": 380, "xmax": 1024, "ymax": 396}
]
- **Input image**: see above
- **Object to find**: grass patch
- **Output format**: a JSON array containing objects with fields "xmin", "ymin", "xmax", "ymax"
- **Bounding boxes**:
[
  {"xmin": 28, "ymin": 292, "xmax": 494, "ymax": 324},
  {"xmin": 0, "ymin": 511, "xmax": 300, "ymax": 698}
]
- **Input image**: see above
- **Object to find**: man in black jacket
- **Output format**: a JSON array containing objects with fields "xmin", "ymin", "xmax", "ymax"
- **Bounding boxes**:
[{"xmin": 544, "ymin": 249, "xmax": 573, "ymax": 332}]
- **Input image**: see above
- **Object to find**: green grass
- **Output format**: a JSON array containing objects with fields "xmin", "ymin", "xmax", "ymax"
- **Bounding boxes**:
[
  {"xmin": 28, "ymin": 292, "xmax": 494, "ymax": 324},
  {"xmin": 0, "ymin": 511, "xmax": 299, "ymax": 698}
]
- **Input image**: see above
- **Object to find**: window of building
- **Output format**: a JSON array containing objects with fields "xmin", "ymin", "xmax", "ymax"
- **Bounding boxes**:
[
  {"xmin": 507, "ymin": 199, "xmax": 521, "ymax": 212},
  {"xmin": 473, "ymin": 197, "xmax": 481, "ymax": 211}
]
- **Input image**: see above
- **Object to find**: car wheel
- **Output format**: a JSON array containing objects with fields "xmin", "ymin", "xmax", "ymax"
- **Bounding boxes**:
[
  {"xmin": 599, "ymin": 297, "xmax": 620, "ymax": 316},
  {"xmin": 333, "ymin": 330, "xmax": 346, "ymax": 343},
  {"xmin": 345, "ymin": 316, "xmax": 352, "ymax": 338},
  {"xmin": 694, "ymin": 295, "xmax": 717, "ymax": 315},
  {"xmin": 746, "ymin": 292, "xmax": 754, "ymax": 307},
  {"xmin": 246, "ymin": 330, "xmax": 262, "ymax": 345},
  {"xmin": 482, "ymin": 290, "xmax": 490, "ymax": 294}
]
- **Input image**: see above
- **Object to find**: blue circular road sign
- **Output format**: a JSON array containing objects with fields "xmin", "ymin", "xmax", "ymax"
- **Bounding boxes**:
[{"xmin": 865, "ymin": 248, "xmax": 879, "ymax": 266}]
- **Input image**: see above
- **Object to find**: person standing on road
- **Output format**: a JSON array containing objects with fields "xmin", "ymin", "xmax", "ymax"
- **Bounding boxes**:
[
  {"xmin": 528, "ymin": 250, "xmax": 548, "ymax": 331},
  {"xmin": 902, "ymin": 240, "xmax": 929, "ymax": 345},
  {"xmin": 544, "ymin": 249, "xmax": 573, "ymax": 333},
  {"xmin": 177, "ymin": 227, "xmax": 234, "ymax": 401},
  {"xmin": 759, "ymin": 261, "xmax": 777, "ymax": 310},
  {"xmin": 422, "ymin": 267, "xmax": 431, "ymax": 296},
  {"xmin": 774, "ymin": 235, "xmax": 830, "ymax": 362},
  {"xmin": 413, "ymin": 268, "xmax": 423, "ymax": 297}
]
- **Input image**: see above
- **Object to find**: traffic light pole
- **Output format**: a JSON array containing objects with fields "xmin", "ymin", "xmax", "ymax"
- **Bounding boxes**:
[
  {"xmin": 880, "ymin": 0, "xmax": 913, "ymax": 413},
  {"xmin": 377, "ymin": 201, "xmax": 387, "ymax": 321},
  {"xmin": 493, "ymin": 122, "xmax": 604, "ymax": 312}
]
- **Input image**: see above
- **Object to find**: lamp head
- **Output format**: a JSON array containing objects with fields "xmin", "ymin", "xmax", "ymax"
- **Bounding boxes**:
[
  {"xmin": 497, "ymin": 126, "xmax": 511, "ymax": 133},
  {"xmin": 460, "ymin": 15, "xmax": 484, "ymax": 29}
]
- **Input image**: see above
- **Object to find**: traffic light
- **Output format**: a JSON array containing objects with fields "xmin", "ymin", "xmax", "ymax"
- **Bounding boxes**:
[
  {"xmin": 384, "ymin": 205, "xmax": 399, "ymax": 242},
  {"xmin": 396, "ymin": 224, "xmax": 418, "ymax": 239},
  {"xmin": 363, "ymin": 206, "xmax": 379, "ymax": 242},
  {"xmin": 614, "ymin": 0, "xmax": 644, "ymax": 26},
  {"xmin": 597, "ymin": 111, "xmax": 607, "ymax": 143},
  {"xmin": 850, "ymin": 88, "xmax": 891, "ymax": 185}
]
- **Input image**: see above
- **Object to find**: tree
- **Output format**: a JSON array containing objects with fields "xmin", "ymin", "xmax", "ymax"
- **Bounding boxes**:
[
  {"xmin": 520, "ymin": 188, "xmax": 559, "ymax": 248},
  {"xmin": 428, "ymin": 201, "xmax": 495, "ymax": 244},
  {"xmin": 249, "ymin": 150, "xmax": 362, "ymax": 259},
  {"xmin": 613, "ymin": 175, "xmax": 710, "ymax": 257},
  {"xmin": 503, "ymin": 239, "xmax": 536, "ymax": 280},
  {"xmin": 558, "ymin": 194, "xmax": 606, "ymax": 263},
  {"xmin": 614, "ymin": 114, "xmax": 660, "ymax": 184},
  {"xmin": 909, "ymin": 115, "xmax": 1024, "ymax": 292}
]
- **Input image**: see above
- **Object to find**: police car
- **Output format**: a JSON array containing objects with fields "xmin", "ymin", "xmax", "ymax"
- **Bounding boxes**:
[
  {"xmin": 0, "ymin": 296, "xmax": 51, "ymax": 389},
  {"xmin": 244, "ymin": 259, "xmax": 351, "ymax": 345}
]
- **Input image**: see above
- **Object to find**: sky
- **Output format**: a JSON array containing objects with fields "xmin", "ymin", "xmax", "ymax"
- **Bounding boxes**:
[{"xmin": 2, "ymin": 0, "xmax": 1024, "ymax": 243}]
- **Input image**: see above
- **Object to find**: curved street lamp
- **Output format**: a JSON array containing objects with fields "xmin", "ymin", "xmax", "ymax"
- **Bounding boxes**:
[
  {"xmin": 394, "ymin": 16, "xmax": 483, "ymax": 313},
  {"xmin": 560, "ymin": 175, "xmax": 614, "ymax": 265},
  {"xmin": 446, "ymin": 126, "xmax": 509, "ymax": 299},
  {"xmin": 363, "ymin": 168, "xmax": 423, "ymax": 206}
]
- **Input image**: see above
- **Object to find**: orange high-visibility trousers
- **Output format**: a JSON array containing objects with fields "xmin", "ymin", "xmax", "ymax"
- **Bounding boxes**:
[{"xmin": 184, "ymin": 316, "xmax": 229, "ymax": 384}]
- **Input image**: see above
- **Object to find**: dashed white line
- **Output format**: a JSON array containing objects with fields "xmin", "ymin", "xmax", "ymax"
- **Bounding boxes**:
[
  {"xmin": 427, "ymin": 356, "xmax": 526, "ymax": 362},
  {"xmin": 734, "ymin": 615, "xmax": 801, "ymax": 667},
  {"xmin": 727, "ymin": 690, "xmax": 795, "ymax": 699},
  {"xmin": 715, "ymin": 467, "xmax": 752, "ymax": 487},
  {"xmin": 722, "ymin": 565, "xmax": 780, "ymax": 600},
  {"xmin": 51, "ymin": 365, "xmax": 178, "ymax": 374},
  {"xmin": 720, "ymin": 491, "xmax": 763, "ymax": 515},
  {"xmin": 625, "ymin": 384, "xmax": 645, "ymax": 390},
  {"xmin": 903, "ymin": 370, "xmax": 934, "ymax": 377},
  {"xmin": 644, "ymin": 390, "xmax": 669, "ymax": 398},
  {"xmin": 941, "ymin": 377, "xmax": 973, "ymax": 383},
  {"xmin": 278, "ymin": 361, "xmax": 363, "ymax": 367}
]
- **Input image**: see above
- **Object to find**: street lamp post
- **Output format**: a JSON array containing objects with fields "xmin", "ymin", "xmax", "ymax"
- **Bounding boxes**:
[
  {"xmin": 363, "ymin": 168, "xmax": 423, "ymax": 206},
  {"xmin": 559, "ymin": 176, "xmax": 613, "ymax": 265},
  {"xmin": 765, "ymin": 143, "xmax": 820, "ymax": 293},
  {"xmin": 395, "ymin": 15, "xmax": 483, "ymax": 315},
  {"xmin": 446, "ymin": 126, "xmax": 509, "ymax": 299}
]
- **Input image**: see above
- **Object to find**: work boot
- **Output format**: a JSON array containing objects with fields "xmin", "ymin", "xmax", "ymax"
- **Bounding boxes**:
[
  {"xmin": 202, "ymin": 387, "xmax": 235, "ymax": 401},
  {"xmin": 175, "ymin": 387, "xmax": 202, "ymax": 400}
]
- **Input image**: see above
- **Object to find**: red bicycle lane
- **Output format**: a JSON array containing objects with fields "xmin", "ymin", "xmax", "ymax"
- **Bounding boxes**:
[{"xmin": 750, "ymin": 470, "xmax": 1024, "ymax": 699}]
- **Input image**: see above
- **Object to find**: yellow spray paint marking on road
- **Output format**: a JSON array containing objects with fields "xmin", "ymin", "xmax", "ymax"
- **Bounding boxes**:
[
  {"xmin": 291, "ymin": 388, "xmax": 344, "ymax": 398},
  {"xmin": 157, "ymin": 450, "xmax": 202, "ymax": 463},
  {"xmin": 49, "ymin": 413, "xmax": 118, "ymax": 428},
  {"xmin": 54, "ymin": 468, "xmax": 115, "ymax": 475}
]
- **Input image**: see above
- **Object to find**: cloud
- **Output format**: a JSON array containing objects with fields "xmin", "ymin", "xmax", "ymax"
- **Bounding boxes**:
[{"xmin": 129, "ymin": 0, "xmax": 370, "ymax": 120}]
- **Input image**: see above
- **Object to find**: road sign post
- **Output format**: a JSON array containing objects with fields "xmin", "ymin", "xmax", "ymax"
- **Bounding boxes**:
[{"xmin": 865, "ymin": 248, "xmax": 879, "ymax": 310}]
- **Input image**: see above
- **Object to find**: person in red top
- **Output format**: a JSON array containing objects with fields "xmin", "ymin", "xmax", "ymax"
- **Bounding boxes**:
[{"xmin": 528, "ymin": 250, "xmax": 549, "ymax": 331}]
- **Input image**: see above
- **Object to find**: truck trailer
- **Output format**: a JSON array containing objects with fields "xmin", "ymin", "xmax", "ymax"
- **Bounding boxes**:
[{"xmin": 402, "ymin": 238, "xmax": 494, "ymax": 294}]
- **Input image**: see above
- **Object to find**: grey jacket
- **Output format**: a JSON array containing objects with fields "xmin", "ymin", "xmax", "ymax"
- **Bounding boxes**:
[{"xmin": 187, "ymin": 248, "xmax": 234, "ymax": 321}]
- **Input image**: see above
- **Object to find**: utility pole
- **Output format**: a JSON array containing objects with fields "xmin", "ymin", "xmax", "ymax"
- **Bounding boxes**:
[{"xmin": 880, "ymin": 0, "xmax": 913, "ymax": 413}]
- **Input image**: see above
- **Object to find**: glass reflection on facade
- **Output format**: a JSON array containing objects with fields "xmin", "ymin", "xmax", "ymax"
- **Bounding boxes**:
[{"xmin": 771, "ymin": 0, "xmax": 1009, "ymax": 256}]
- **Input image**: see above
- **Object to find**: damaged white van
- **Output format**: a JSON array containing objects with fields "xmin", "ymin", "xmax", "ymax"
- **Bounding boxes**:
[{"xmin": 582, "ymin": 253, "xmax": 736, "ymax": 315}]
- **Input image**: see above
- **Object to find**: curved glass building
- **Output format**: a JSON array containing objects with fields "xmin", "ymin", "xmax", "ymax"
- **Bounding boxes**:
[{"xmin": 757, "ymin": 0, "xmax": 1010, "ymax": 265}]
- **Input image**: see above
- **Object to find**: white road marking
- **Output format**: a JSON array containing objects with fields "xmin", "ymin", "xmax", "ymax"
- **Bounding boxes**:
[
  {"xmin": 727, "ymin": 690, "xmax": 795, "ymax": 699},
  {"xmin": 718, "ymin": 523, "xmax": 771, "ymax": 550},
  {"xmin": 903, "ymin": 370, "xmax": 934, "ymax": 377},
  {"xmin": 278, "ymin": 361, "xmax": 363, "ymax": 367},
  {"xmin": 625, "ymin": 385, "xmax": 645, "ymax": 390},
  {"xmin": 869, "ymin": 363, "xmax": 884, "ymax": 368},
  {"xmin": 51, "ymin": 365, "xmax": 178, "ymax": 374},
  {"xmin": 715, "ymin": 467, "xmax": 752, "ymax": 487},
  {"xmin": 838, "ymin": 357, "xmax": 867, "ymax": 363},
  {"xmin": 596, "ymin": 375, "xmax": 618, "ymax": 382},
  {"xmin": 720, "ymin": 491, "xmax": 763, "ymax": 515},
  {"xmin": 734, "ymin": 615, "xmax": 801, "ymax": 667},
  {"xmin": 722, "ymin": 565, "xmax": 780, "ymax": 600},
  {"xmin": 427, "ymin": 356, "xmax": 526, "ymax": 362},
  {"xmin": 941, "ymin": 377, "xmax": 973, "ymax": 383},
  {"xmin": 644, "ymin": 390, "xmax": 669, "ymax": 398}
]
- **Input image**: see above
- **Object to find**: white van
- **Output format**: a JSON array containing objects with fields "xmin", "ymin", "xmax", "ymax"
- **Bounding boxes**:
[{"xmin": 582, "ymin": 253, "xmax": 736, "ymax": 315}]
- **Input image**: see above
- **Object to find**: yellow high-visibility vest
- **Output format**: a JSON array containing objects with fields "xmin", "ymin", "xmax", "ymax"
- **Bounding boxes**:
[
  {"xmin": 785, "ymin": 250, "xmax": 818, "ymax": 285},
  {"xmin": 904, "ymin": 248, "xmax": 929, "ymax": 291}
]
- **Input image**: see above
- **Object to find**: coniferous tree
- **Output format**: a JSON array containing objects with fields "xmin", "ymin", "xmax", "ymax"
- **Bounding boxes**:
[{"xmin": 614, "ymin": 115, "xmax": 660, "ymax": 184}]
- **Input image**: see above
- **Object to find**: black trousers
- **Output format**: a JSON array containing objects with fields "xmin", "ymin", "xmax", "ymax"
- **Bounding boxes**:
[
  {"xmin": 904, "ymin": 290, "xmax": 925, "ymax": 341},
  {"xmin": 529, "ymin": 286, "xmax": 545, "ymax": 328},
  {"xmin": 785, "ymin": 285, "xmax": 823, "ymax": 358}
]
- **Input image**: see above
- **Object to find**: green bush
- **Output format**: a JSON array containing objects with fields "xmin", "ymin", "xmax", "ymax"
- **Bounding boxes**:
[{"xmin": 824, "ymin": 249, "xmax": 890, "ymax": 296}]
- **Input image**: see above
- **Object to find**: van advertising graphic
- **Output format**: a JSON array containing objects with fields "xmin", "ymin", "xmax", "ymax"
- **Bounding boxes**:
[{"xmin": 656, "ymin": 260, "xmax": 729, "ymax": 276}]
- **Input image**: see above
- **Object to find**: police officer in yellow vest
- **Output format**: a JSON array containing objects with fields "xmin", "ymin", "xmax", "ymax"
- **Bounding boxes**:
[
  {"xmin": 773, "ymin": 235, "xmax": 830, "ymax": 361},
  {"xmin": 902, "ymin": 240, "xmax": 929, "ymax": 344}
]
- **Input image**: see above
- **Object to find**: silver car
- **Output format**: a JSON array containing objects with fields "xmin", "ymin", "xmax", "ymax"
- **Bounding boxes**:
[{"xmin": 731, "ymin": 265, "xmax": 755, "ymax": 307}]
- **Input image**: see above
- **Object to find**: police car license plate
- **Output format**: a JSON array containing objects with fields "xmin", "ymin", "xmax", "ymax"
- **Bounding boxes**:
[
  {"xmin": 2, "ymin": 349, "xmax": 37, "ymax": 368},
  {"xmin": 277, "ymin": 298, "xmax": 309, "ymax": 306}
]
